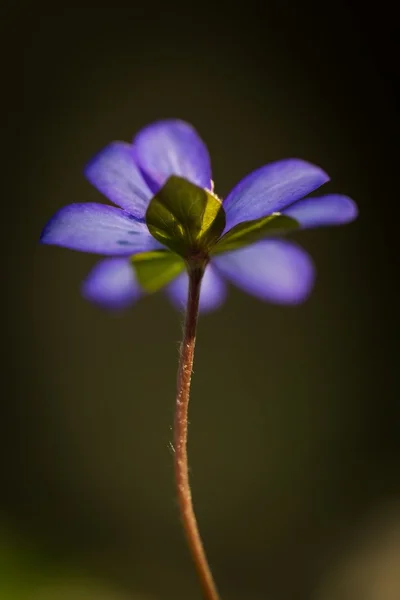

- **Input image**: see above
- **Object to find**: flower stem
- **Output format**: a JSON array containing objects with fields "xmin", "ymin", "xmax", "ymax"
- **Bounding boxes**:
[{"xmin": 174, "ymin": 264, "xmax": 221, "ymax": 600}]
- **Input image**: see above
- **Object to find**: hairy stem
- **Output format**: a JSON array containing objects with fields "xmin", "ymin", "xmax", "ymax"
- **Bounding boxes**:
[{"xmin": 174, "ymin": 264, "xmax": 221, "ymax": 600}]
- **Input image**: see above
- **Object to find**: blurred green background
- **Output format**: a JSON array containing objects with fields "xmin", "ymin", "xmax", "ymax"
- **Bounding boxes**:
[{"xmin": 2, "ymin": 2, "xmax": 399, "ymax": 599}]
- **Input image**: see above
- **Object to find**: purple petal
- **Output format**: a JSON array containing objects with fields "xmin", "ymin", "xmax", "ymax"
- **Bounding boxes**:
[
  {"xmin": 223, "ymin": 159, "xmax": 330, "ymax": 231},
  {"xmin": 214, "ymin": 239, "xmax": 315, "ymax": 305},
  {"xmin": 82, "ymin": 258, "xmax": 142, "ymax": 310},
  {"xmin": 166, "ymin": 264, "xmax": 227, "ymax": 313},
  {"xmin": 133, "ymin": 120, "xmax": 212, "ymax": 193},
  {"xmin": 40, "ymin": 203, "xmax": 160, "ymax": 255},
  {"xmin": 283, "ymin": 194, "xmax": 358, "ymax": 228},
  {"xmin": 84, "ymin": 142, "xmax": 152, "ymax": 220}
]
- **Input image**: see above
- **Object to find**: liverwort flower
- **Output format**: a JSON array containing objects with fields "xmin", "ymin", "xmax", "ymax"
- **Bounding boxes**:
[
  {"xmin": 40, "ymin": 120, "xmax": 358, "ymax": 312},
  {"xmin": 40, "ymin": 120, "xmax": 358, "ymax": 600}
]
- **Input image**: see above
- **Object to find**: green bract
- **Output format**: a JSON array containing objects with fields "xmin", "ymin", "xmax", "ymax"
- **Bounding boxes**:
[
  {"xmin": 131, "ymin": 176, "xmax": 299, "ymax": 291},
  {"xmin": 145, "ymin": 176, "xmax": 226, "ymax": 257},
  {"xmin": 131, "ymin": 250, "xmax": 184, "ymax": 293},
  {"xmin": 212, "ymin": 213, "xmax": 298, "ymax": 254}
]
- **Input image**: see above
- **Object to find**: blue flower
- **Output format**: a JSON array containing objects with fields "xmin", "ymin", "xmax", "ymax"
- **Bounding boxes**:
[{"xmin": 40, "ymin": 120, "xmax": 358, "ymax": 312}]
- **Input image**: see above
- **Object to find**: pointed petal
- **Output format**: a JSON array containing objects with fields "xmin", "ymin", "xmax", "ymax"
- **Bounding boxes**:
[
  {"xmin": 283, "ymin": 194, "xmax": 358, "ymax": 228},
  {"xmin": 133, "ymin": 120, "xmax": 212, "ymax": 192},
  {"xmin": 40, "ymin": 203, "xmax": 161, "ymax": 255},
  {"xmin": 166, "ymin": 264, "xmax": 227, "ymax": 313},
  {"xmin": 82, "ymin": 258, "xmax": 142, "ymax": 310},
  {"xmin": 84, "ymin": 142, "xmax": 152, "ymax": 220},
  {"xmin": 223, "ymin": 159, "xmax": 329, "ymax": 231},
  {"xmin": 214, "ymin": 239, "xmax": 315, "ymax": 305}
]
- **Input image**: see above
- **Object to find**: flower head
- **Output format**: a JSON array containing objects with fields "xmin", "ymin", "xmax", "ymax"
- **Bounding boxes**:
[{"xmin": 40, "ymin": 119, "xmax": 358, "ymax": 312}]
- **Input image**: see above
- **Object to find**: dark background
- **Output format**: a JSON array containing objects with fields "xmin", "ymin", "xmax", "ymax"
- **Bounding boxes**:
[{"xmin": 1, "ymin": 2, "xmax": 399, "ymax": 599}]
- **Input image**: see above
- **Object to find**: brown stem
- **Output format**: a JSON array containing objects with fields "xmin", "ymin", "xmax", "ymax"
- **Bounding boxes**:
[{"xmin": 174, "ymin": 264, "xmax": 221, "ymax": 600}]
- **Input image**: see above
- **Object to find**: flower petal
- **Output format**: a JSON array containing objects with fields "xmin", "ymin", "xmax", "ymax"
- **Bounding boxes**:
[
  {"xmin": 283, "ymin": 194, "xmax": 358, "ymax": 228},
  {"xmin": 84, "ymin": 142, "xmax": 152, "ymax": 220},
  {"xmin": 82, "ymin": 258, "xmax": 142, "ymax": 310},
  {"xmin": 166, "ymin": 265, "xmax": 227, "ymax": 313},
  {"xmin": 214, "ymin": 239, "xmax": 315, "ymax": 304},
  {"xmin": 133, "ymin": 120, "xmax": 212, "ymax": 192},
  {"xmin": 40, "ymin": 203, "xmax": 161, "ymax": 255},
  {"xmin": 223, "ymin": 159, "xmax": 330, "ymax": 231}
]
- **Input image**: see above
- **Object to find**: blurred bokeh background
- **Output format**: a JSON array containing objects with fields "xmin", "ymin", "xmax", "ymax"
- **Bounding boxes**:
[{"xmin": 2, "ymin": 2, "xmax": 399, "ymax": 599}]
